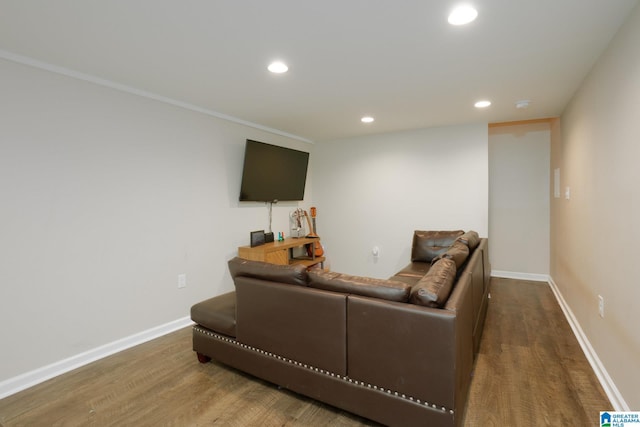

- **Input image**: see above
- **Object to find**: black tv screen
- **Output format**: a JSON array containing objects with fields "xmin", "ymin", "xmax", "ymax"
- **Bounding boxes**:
[{"xmin": 239, "ymin": 139, "xmax": 309, "ymax": 202}]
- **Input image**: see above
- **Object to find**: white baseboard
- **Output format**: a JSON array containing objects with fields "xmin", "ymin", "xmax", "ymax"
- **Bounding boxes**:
[
  {"xmin": 546, "ymin": 277, "xmax": 628, "ymax": 411},
  {"xmin": 0, "ymin": 316, "xmax": 194, "ymax": 400},
  {"xmin": 491, "ymin": 270, "xmax": 550, "ymax": 282}
]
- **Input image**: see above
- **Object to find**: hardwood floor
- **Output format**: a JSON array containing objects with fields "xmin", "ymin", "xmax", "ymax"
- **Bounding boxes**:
[
  {"xmin": 465, "ymin": 278, "xmax": 610, "ymax": 426},
  {"xmin": 0, "ymin": 278, "xmax": 610, "ymax": 426}
]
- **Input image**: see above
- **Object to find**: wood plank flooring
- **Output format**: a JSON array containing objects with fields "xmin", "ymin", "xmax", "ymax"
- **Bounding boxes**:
[
  {"xmin": 465, "ymin": 278, "xmax": 611, "ymax": 426},
  {"xmin": 0, "ymin": 278, "xmax": 611, "ymax": 426}
]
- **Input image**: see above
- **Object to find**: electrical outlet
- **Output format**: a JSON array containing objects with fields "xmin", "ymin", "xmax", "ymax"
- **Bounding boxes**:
[
  {"xmin": 178, "ymin": 273, "xmax": 187, "ymax": 289},
  {"xmin": 598, "ymin": 295, "xmax": 604, "ymax": 318}
]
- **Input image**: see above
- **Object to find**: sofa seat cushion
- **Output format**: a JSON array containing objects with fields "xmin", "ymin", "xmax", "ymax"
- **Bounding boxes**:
[
  {"xmin": 410, "ymin": 258, "xmax": 457, "ymax": 308},
  {"xmin": 389, "ymin": 274, "xmax": 422, "ymax": 287},
  {"xmin": 411, "ymin": 230, "xmax": 464, "ymax": 263},
  {"xmin": 395, "ymin": 261, "xmax": 432, "ymax": 278},
  {"xmin": 191, "ymin": 291, "xmax": 237, "ymax": 337},
  {"xmin": 309, "ymin": 270, "xmax": 411, "ymax": 302},
  {"xmin": 228, "ymin": 257, "xmax": 308, "ymax": 287}
]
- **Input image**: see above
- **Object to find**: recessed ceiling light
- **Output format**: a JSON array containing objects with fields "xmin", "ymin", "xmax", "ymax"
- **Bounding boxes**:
[
  {"xmin": 448, "ymin": 5, "xmax": 478, "ymax": 25},
  {"xmin": 474, "ymin": 100, "xmax": 491, "ymax": 108},
  {"xmin": 268, "ymin": 61, "xmax": 288, "ymax": 74},
  {"xmin": 361, "ymin": 116, "xmax": 375, "ymax": 123}
]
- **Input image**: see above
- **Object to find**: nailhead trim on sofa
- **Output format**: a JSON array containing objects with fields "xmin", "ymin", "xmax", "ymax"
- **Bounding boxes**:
[{"xmin": 193, "ymin": 325, "xmax": 455, "ymax": 415}]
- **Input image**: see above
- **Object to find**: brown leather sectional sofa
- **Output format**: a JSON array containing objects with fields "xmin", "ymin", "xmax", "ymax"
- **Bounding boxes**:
[{"xmin": 191, "ymin": 230, "xmax": 490, "ymax": 427}]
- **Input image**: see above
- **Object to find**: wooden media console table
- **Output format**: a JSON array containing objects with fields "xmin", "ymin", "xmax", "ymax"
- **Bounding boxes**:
[{"xmin": 238, "ymin": 237, "xmax": 325, "ymax": 268}]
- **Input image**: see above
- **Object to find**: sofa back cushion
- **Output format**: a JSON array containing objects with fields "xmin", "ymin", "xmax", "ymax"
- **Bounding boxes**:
[
  {"xmin": 410, "ymin": 257, "xmax": 457, "ymax": 307},
  {"xmin": 456, "ymin": 230, "xmax": 480, "ymax": 251},
  {"xmin": 228, "ymin": 257, "xmax": 308, "ymax": 287},
  {"xmin": 411, "ymin": 230, "xmax": 464, "ymax": 262},
  {"xmin": 432, "ymin": 240, "xmax": 470, "ymax": 269},
  {"xmin": 308, "ymin": 270, "xmax": 411, "ymax": 302}
]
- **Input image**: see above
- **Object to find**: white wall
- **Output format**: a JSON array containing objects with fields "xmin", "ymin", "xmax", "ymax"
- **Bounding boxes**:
[
  {"xmin": 553, "ymin": 2, "xmax": 640, "ymax": 409},
  {"xmin": 489, "ymin": 123, "xmax": 550, "ymax": 277},
  {"xmin": 0, "ymin": 58, "xmax": 312, "ymax": 385},
  {"xmin": 312, "ymin": 125, "xmax": 488, "ymax": 278}
]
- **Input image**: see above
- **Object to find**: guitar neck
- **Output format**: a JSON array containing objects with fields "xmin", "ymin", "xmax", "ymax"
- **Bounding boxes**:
[{"xmin": 304, "ymin": 212, "xmax": 317, "ymax": 237}]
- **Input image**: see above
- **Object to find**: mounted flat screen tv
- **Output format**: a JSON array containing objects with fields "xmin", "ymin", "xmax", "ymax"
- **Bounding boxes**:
[{"xmin": 239, "ymin": 139, "xmax": 309, "ymax": 202}]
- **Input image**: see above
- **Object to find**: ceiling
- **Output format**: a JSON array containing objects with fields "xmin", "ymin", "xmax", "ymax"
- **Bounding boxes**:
[{"xmin": 0, "ymin": 0, "xmax": 637, "ymax": 142}]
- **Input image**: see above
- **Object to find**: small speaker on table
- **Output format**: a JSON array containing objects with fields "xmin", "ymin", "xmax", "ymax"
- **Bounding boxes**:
[{"xmin": 250, "ymin": 230, "xmax": 265, "ymax": 247}]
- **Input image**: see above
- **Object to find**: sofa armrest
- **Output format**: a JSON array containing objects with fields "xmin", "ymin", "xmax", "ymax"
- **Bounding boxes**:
[{"xmin": 478, "ymin": 238, "xmax": 491, "ymax": 289}]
